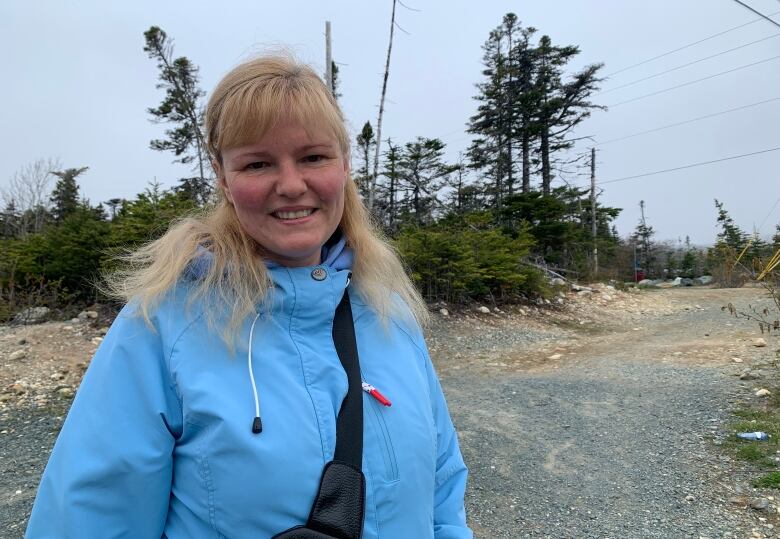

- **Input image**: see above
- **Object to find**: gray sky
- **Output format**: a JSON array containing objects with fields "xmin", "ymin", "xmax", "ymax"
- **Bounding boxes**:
[{"xmin": 2, "ymin": 0, "xmax": 779, "ymax": 245}]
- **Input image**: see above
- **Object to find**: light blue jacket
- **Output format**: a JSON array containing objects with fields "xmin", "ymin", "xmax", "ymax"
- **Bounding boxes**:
[{"xmin": 26, "ymin": 247, "xmax": 471, "ymax": 538}]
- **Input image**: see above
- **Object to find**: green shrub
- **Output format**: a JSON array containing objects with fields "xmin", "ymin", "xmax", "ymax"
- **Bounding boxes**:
[{"xmin": 395, "ymin": 218, "xmax": 542, "ymax": 303}]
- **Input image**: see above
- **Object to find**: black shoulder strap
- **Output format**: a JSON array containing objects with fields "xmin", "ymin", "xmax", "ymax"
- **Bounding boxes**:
[
  {"xmin": 331, "ymin": 288, "xmax": 363, "ymax": 468},
  {"xmin": 272, "ymin": 287, "xmax": 367, "ymax": 539}
]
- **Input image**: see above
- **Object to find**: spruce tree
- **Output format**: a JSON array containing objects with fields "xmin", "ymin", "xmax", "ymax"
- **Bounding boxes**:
[
  {"xmin": 397, "ymin": 138, "xmax": 456, "ymax": 226},
  {"xmin": 1, "ymin": 201, "xmax": 18, "ymax": 238},
  {"xmin": 330, "ymin": 61, "xmax": 342, "ymax": 102},
  {"xmin": 632, "ymin": 200, "xmax": 655, "ymax": 277},
  {"xmin": 50, "ymin": 167, "xmax": 88, "ymax": 223},
  {"xmin": 355, "ymin": 122, "xmax": 376, "ymax": 200},
  {"xmin": 714, "ymin": 199, "xmax": 747, "ymax": 249},
  {"xmin": 379, "ymin": 139, "xmax": 402, "ymax": 232},
  {"xmin": 144, "ymin": 26, "xmax": 211, "ymax": 205},
  {"xmin": 467, "ymin": 22, "xmax": 514, "ymax": 211},
  {"xmin": 533, "ymin": 35, "xmax": 603, "ymax": 196}
]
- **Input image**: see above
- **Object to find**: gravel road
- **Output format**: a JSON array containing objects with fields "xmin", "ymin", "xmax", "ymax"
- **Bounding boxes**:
[
  {"xmin": 2, "ymin": 286, "xmax": 779, "ymax": 538},
  {"xmin": 434, "ymin": 287, "xmax": 780, "ymax": 538}
]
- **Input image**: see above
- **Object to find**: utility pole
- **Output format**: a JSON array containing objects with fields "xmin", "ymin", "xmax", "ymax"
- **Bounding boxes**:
[
  {"xmin": 639, "ymin": 199, "xmax": 648, "ymax": 276},
  {"xmin": 325, "ymin": 21, "xmax": 333, "ymax": 94},
  {"xmin": 633, "ymin": 241, "xmax": 638, "ymax": 283},
  {"xmin": 591, "ymin": 147, "xmax": 598, "ymax": 277}
]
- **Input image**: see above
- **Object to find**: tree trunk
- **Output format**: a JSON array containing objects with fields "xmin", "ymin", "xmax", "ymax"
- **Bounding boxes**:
[
  {"xmin": 369, "ymin": 0, "xmax": 397, "ymax": 212},
  {"xmin": 389, "ymin": 157, "xmax": 396, "ymax": 230},
  {"xmin": 495, "ymin": 133, "xmax": 503, "ymax": 211},
  {"xmin": 413, "ymin": 185, "xmax": 420, "ymax": 225},
  {"xmin": 540, "ymin": 125, "xmax": 551, "ymax": 196},
  {"xmin": 521, "ymin": 125, "xmax": 530, "ymax": 193}
]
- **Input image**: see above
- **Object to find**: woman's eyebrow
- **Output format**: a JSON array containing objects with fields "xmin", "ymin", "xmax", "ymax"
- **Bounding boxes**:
[
  {"xmin": 232, "ymin": 149, "xmax": 269, "ymax": 160},
  {"xmin": 233, "ymin": 143, "xmax": 334, "ymax": 159},
  {"xmin": 300, "ymin": 143, "xmax": 335, "ymax": 152}
]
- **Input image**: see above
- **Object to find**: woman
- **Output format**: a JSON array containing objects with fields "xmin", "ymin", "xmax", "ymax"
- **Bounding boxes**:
[{"xmin": 26, "ymin": 55, "xmax": 471, "ymax": 538}]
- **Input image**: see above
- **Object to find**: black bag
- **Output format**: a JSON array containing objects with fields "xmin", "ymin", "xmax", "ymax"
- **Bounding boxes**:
[{"xmin": 272, "ymin": 289, "xmax": 365, "ymax": 539}]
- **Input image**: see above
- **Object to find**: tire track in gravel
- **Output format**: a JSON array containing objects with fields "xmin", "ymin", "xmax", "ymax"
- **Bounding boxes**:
[{"xmin": 437, "ymin": 288, "xmax": 780, "ymax": 538}]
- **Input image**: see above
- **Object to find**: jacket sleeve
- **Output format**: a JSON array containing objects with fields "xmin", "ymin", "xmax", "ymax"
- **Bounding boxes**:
[
  {"xmin": 26, "ymin": 304, "xmax": 183, "ymax": 539},
  {"xmin": 422, "ymin": 344, "xmax": 473, "ymax": 539}
]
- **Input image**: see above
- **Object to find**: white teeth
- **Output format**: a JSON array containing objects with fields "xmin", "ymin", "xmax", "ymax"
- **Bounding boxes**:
[{"xmin": 274, "ymin": 209, "xmax": 314, "ymax": 220}]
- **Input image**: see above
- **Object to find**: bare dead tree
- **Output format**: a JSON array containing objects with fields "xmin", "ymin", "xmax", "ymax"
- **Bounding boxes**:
[
  {"xmin": 1, "ymin": 157, "xmax": 61, "ymax": 236},
  {"xmin": 368, "ymin": 0, "xmax": 398, "ymax": 212}
]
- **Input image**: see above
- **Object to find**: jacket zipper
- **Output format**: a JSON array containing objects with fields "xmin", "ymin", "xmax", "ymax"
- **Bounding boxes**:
[{"xmin": 366, "ymin": 396, "xmax": 399, "ymax": 482}]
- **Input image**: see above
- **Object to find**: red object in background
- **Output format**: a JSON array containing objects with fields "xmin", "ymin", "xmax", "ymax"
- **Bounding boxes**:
[{"xmin": 635, "ymin": 270, "xmax": 645, "ymax": 281}]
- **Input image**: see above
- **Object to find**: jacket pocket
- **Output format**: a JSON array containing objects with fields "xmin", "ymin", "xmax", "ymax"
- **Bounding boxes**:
[{"xmin": 365, "ymin": 397, "xmax": 399, "ymax": 483}]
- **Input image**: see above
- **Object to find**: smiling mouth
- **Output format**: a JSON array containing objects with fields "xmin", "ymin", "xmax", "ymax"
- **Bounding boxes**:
[{"xmin": 273, "ymin": 208, "xmax": 317, "ymax": 220}]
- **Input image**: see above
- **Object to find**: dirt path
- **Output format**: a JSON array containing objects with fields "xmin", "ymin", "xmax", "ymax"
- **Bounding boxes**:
[{"xmin": 434, "ymin": 287, "xmax": 780, "ymax": 538}]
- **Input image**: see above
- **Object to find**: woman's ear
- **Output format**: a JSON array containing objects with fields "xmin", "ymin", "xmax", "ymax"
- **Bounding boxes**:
[{"xmin": 212, "ymin": 159, "xmax": 233, "ymax": 204}]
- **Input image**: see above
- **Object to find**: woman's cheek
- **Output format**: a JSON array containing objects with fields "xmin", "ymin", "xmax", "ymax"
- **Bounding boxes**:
[{"xmin": 228, "ymin": 178, "xmax": 273, "ymax": 209}]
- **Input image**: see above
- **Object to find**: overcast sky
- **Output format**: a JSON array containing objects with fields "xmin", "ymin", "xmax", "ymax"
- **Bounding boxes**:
[{"xmin": 2, "ymin": 0, "xmax": 779, "ymax": 245}]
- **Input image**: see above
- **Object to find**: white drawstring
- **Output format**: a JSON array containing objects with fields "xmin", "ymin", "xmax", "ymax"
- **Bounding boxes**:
[
  {"xmin": 248, "ymin": 312, "xmax": 263, "ymax": 433},
  {"xmin": 247, "ymin": 273, "xmax": 351, "ymax": 434}
]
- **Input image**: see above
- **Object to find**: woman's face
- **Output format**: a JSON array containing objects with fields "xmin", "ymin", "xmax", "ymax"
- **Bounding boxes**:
[{"xmin": 218, "ymin": 118, "xmax": 348, "ymax": 267}]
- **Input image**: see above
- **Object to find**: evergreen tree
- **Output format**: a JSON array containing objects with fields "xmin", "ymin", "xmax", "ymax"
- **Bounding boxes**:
[
  {"xmin": 42, "ymin": 204, "xmax": 110, "ymax": 296},
  {"xmin": 467, "ymin": 17, "xmax": 524, "ymax": 210},
  {"xmin": 468, "ymin": 14, "xmax": 603, "ymax": 201},
  {"xmin": 330, "ymin": 61, "xmax": 342, "ymax": 102},
  {"xmin": 500, "ymin": 186, "xmax": 620, "ymax": 271},
  {"xmin": 632, "ymin": 200, "xmax": 655, "ymax": 277},
  {"xmin": 680, "ymin": 250, "xmax": 698, "ymax": 278},
  {"xmin": 1, "ymin": 200, "xmax": 19, "ymax": 238},
  {"xmin": 714, "ymin": 199, "xmax": 747, "ymax": 249},
  {"xmin": 355, "ymin": 122, "xmax": 376, "ymax": 200},
  {"xmin": 533, "ymin": 35, "xmax": 604, "ymax": 196},
  {"xmin": 378, "ymin": 139, "xmax": 402, "ymax": 232},
  {"xmin": 397, "ymin": 138, "xmax": 457, "ymax": 226},
  {"xmin": 109, "ymin": 181, "xmax": 196, "ymax": 247},
  {"xmin": 50, "ymin": 167, "xmax": 88, "ymax": 223},
  {"xmin": 105, "ymin": 198, "xmax": 123, "ymax": 221},
  {"xmin": 144, "ymin": 26, "xmax": 211, "ymax": 205},
  {"xmin": 512, "ymin": 25, "xmax": 540, "ymax": 194},
  {"xmin": 746, "ymin": 228, "xmax": 769, "ymax": 268}
]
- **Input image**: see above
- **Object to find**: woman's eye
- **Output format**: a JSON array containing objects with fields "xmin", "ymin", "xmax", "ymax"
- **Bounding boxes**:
[
  {"xmin": 304, "ymin": 155, "xmax": 324, "ymax": 163},
  {"xmin": 245, "ymin": 161, "xmax": 268, "ymax": 170}
]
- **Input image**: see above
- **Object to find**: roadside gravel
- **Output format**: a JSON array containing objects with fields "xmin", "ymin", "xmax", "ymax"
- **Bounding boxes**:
[{"xmin": 434, "ymin": 287, "xmax": 780, "ymax": 538}]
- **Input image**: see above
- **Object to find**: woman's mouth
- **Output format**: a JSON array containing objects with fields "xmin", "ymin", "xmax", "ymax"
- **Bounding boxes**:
[{"xmin": 273, "ymin": 208, "xmax": 317, "ymax": 220}]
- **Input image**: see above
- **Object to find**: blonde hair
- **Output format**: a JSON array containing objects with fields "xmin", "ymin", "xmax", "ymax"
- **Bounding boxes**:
[{"xmin": 105, "ymin": 55, "xmax": 428, "ymax": 346}]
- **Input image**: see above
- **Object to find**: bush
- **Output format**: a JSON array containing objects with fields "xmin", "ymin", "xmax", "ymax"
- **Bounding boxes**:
[{"xmin": 395, "ymin": 216, "xmax": 542, "ymax": 303}]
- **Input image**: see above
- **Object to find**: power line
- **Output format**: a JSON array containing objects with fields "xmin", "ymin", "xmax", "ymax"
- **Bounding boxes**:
[
  {"xmin": 397, "ymin": 0, "xmax": 421, "ymax": 11},
  {"xmin": 596, "ymin": 97, "xmax": 780, "ymax": 145},
  {"xmin": 758, "ymin": 196, "xmax": 780, "ymax": 231},
  {"xmin": 600, "ymin": 33, "xmax": 780, "ymax": 94},
  {"xmin": 605, "ymin": 9, "xmax": 780, "ymax": 77},
  {"xmin": 732, "ymin": 0, "xmax": 780, "ymax": 29},
  {"xmin": 607, "ymin": 54, "xmax": 780, "ymax": 107},
  {"xmin": 589, "ymin": 146, "xmax": 780, "ymax": 186}
]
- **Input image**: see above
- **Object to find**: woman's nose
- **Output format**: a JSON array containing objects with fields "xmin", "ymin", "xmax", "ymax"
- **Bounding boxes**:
[{"xmin": 275, "ymin": 161, "xmax": 307, "ymax": 198}]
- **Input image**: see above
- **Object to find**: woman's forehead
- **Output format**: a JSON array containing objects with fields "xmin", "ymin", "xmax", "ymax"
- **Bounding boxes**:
[
  {"xmin": 223, "ymin": 119, "xmax": 340, "ymax": 155},
  {"xmin": 220, "ymin": 101, "xmax": 340, "ymax": 144}
]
